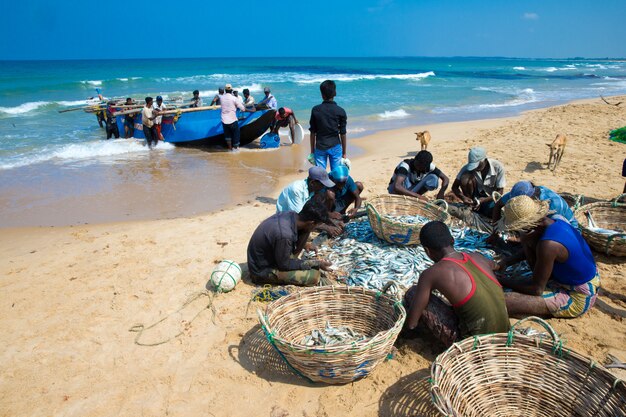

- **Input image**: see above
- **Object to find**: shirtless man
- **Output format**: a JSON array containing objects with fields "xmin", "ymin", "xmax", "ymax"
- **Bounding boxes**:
[{"xmin": 404, "ymin": 221, "xmax": 510, "ymax": 347}]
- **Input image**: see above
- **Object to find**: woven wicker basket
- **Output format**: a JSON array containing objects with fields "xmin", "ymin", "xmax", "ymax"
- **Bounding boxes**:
[
  {"xmin": 430, "ymin": 317, "xmax": 626, "ymax": 417},
  {"xmin": 257, "ymin": 285, "xmax": 406, "ymax": 384},
  {"xmin": 574, "ymin": 194, "xmax": 626, "ymax": 257},
  {"xmin": 365, "ymin": 194, "xmax": 450, "ymax": 246}
]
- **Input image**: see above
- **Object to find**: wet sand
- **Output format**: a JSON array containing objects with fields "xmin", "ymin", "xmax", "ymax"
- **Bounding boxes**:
[
  {"xmin": 0, "ymin": 139, "xmax": 363, "ymax": 228},
  {"xmin": 1, "ymin": 96, "xmax": 625, "ymax": 416}
]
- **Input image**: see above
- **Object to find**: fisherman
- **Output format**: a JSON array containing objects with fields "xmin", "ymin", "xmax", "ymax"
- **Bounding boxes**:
[
  {"xmin": 210, "ymin": 88, "xmax": 224, "ymax": 106},
  {"xmin": 276, "ymin": 166, "xmax": 342, "ymax": 237},
  {"xmin": 243, "ymin": 88, "xmax": 255, "ymax": 110},
  {"xmin": 328, "ymin": 165, "xmax": 363, "ymax": 216},
  {"xmin": 452, "ymin": 147, "xmax": 505, "ymax": 216},
  {"xmin": 309, "ymin": 80, "xmax": 348, "ymax": 170},
  {"xmin": 388, "ymin": 150, "xmax": 449, "ymax": 201},
  {"xmin": 404, "ymin": 221, "xmax": 510, "ymax": 347},
  {"xmin": 492, "ymin": 180, "xmax": 578, "ymax": 228},
  {"xmin": 142, "ymin": 97, "xmax": 158, "ymax": 149},
  {"xmin": 247, "ymin": 199, "xmax": 333, "ymax": 286},
  {"xmin": 190, "ymin": 90, "xmax": 202, "ymax": 108},
  {"xmin": 496, "ymin": 196, "xmax": 599, "ymax": 318},
  {"xmin": 153, "ymin": 96, "xmax": 166, "ymax": 141},
  {"xmin": 257, "ymin": 87, "xmax": 277, "ymax": 110},
  {"xmin": 623, "ymin": 158, "xmax": 626, "ymax": 193},
  {"xmin": 124, "ymin": 97, "xmax": 136, "ymax": 138},
  {"xmin": 272, "ymin": 107, "xmax": 298, "ymax": 144},
  {"xmin": 448, "ymin": 147, "xmax": 506, "ymax": 233},
  {"xmin": 220, "ymin": 84, "xmax": 245, "ymax": 151},
  {"xmin": 105, "ymin": 101, "xmax": 120, "ymax": 139}
]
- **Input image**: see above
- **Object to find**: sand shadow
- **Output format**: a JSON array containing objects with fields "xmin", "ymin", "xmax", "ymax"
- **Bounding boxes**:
[
  {"xmin": 256, "ymin": 196, "xmax": 278, "ymax": 205},
  {"xmin": 524, "ymin": 161, "xmax": 545, "ymax": 173},
  {"xmin": 228, "ymin": 324, "xmax": 317, "ymax": 387},
  {"xmin": 399, "ymin": 151, "xmax": 418, "ymax": 158},
  {"xmin": 378, "ymin": 368, "xmax": 440, "ymax": 417},
  {"xmin": 595, "ymin": 299, "xmax": 626, "ymax": 319}
]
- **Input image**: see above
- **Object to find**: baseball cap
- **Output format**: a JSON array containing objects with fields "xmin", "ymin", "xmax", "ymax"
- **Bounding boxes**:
[
  {"xmin": 156, "ymin": 95, "xmax": 163, "ymax": 101},
  {"xmin": 264, "ymin": 87, "xmax": 271, "ymax": 93},
  {"xmin": 466, "ymin": 147, "xmax": 487, "ymax": 171},
  {"xmin": 330, "ymin": 165, "xmax": 349, "ymax": 183},
  {"xmin": 225, "ymin": 83, "xmax": 232, "ymax": 90},
  {"xmin": 510, "ymin": 181, "xmax": 535, "ymax": 198},
  {"xmin": 308, "ymin": 166, "xmax": 335, "ymax": 188}
]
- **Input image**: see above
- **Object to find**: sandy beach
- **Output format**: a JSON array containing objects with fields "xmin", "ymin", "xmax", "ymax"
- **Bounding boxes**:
[{"xmin": 1, "ymin": 97, "xmax": 625, "ymax": 416}]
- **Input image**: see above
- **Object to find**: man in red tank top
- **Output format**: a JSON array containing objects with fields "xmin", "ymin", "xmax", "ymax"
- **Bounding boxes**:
[{"xmin": 404, "ymin": 221, "xmax": 509, "ymax": 347}]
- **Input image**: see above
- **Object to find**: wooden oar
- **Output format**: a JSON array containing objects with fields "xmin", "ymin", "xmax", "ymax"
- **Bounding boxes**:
[{"xmin": 112, "ymin": 105, "xmax": 222, "ymax": 117}]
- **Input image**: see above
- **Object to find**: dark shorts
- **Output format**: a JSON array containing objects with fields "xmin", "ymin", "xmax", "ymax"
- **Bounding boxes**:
[{"xmin": 143, "ymin": 125, "xmax": 157, "ymax": 146}]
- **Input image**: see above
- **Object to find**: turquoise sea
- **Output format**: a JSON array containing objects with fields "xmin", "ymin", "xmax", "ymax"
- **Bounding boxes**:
[{"xmin": 1, "ymin": 57, "xmax": 625, "ymax": 226}]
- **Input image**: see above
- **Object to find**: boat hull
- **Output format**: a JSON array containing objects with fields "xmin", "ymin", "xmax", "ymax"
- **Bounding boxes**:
[{"xmin": 116, "ymin": 108, "xmax": 275, "ymax": 146}]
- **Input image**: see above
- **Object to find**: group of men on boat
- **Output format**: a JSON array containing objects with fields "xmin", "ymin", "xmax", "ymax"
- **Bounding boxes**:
[{"xmin": 246, "ymin": 79, "xmax": 600, "ymax": 349}]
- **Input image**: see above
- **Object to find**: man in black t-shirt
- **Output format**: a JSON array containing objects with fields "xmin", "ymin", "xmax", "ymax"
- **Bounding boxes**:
[
  {"xmin": 309, "ymin": 80, "xmax": 348, "ymax": 171},
  {"xmin": 388, "ymin": 151, "xmax": 449, "ymax": 201}
]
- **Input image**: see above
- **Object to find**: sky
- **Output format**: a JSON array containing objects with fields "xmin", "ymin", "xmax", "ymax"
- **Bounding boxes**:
[{"xmin": 1, "ymin": 0, "xmax": 625, "ymax": 60}]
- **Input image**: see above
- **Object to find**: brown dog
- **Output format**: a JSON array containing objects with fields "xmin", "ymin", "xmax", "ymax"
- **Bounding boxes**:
[
  {"xmin": 415, "ymin": 130, "xmax": 431, "ymax": 150},
  {"xmin": 546, "ymin": 133, "xmax": 567, "ymax": 171}
]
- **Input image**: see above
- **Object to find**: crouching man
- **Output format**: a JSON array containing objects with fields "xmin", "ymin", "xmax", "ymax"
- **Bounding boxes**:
[
  {"xmin": 247, "ymin": 199, "xmax": 333, "ymax": 286},
  {"xmin": 404, "ymin": 221, "xmax": 510, "ymax": 347}
]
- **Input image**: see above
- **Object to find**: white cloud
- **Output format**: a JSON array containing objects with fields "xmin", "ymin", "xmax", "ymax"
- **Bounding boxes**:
[{"xmin": 523, "ymin": 12, "xmax": 539, "ymax": 20}]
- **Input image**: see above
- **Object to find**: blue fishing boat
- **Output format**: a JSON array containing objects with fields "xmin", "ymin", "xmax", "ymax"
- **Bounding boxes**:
[{"xmin": 116, "ymin": 107, "xmax": 276, "ymax": 147}]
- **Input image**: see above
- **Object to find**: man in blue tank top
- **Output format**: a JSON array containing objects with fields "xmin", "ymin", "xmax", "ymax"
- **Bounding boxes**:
[{"xmin": 497, "ymin": 195, "xmax": 599, "ymax": 318}]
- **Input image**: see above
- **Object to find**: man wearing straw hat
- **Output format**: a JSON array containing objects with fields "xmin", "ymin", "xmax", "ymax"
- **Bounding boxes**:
[{"xmin": 497, "ymin": 195, "xmax": 599, "ymax": 318}]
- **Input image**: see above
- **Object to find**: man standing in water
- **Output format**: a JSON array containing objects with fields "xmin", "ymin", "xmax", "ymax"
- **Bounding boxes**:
[
  {"xmin": 220, "ymin": 84, "xmax": 245, "ymax": 151},
  {"xmin": 153, "ymin": 96, "xmax": 166, "ymax": 141},
  {"xmin": 309, "ymin": 80, "xmax": 348, "ymax": 171},
  {"xmin": 142, "ymin": 97, "xmax": 158, "ymax": 149}
]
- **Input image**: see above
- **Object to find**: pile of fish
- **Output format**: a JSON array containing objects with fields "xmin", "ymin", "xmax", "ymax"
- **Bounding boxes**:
[
  {"xmin": 305, "ymin": 218, "xmax": 498, "ymax": 291},
  {"xmin": 499, "ymin": 261, "xmax": 533, "ymax": 281},
  {"xmin": 300, "ymin": 321, "xmax": 366, "ymax": 347},
  {"xmin": 381, "ymin": 214, "xmax": 432, "ymax": 225}
]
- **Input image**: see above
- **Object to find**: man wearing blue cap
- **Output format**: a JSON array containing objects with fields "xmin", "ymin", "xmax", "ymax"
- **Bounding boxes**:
[
  {"xmin": 492, "ymin": 181, "xmax": 578, "ymax": 228},
  {"xmin": 328, "ymin": 165, "xmax": 364, "ymax": 216},
  {"xmin": 452, "ymin": 147, "xmax": 506, "ymax": 217}
]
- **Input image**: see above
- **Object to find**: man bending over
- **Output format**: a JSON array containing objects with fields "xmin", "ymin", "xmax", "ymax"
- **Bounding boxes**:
[
  {"xmin": 497, "ymin": 195, "xmax": 599, "ymax": 318},
  {"xmin": 247, "ymin": 199, "xmax": 333, "ymax": 286}
]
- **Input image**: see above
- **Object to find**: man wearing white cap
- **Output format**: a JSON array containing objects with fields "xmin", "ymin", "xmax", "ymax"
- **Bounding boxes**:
[
  {"xmin": 220, "ymin": 83, "xmax": 245, "ymax": 151},
  {"xmin": 452, "ymin": 147, "xmax": 506, "ymax": 217}
]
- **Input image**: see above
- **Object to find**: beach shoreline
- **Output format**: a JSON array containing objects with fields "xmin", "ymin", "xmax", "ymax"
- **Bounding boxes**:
[
  {"xmin": 1, "ymin": 94, "xmax": 622, "ymax": 231},
  {"xmin": 1, "ymin": 96, "xmax": 625, "ymax": 417}
]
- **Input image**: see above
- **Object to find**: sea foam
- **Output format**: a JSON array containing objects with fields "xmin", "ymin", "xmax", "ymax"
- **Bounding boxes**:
[
  {"xmin": 377, "ymin": 109, "xmax": 410, "ymax": 120},
  {"xmin": 0, "ymin": 101, "xmax": 50, "ymax": 115}
]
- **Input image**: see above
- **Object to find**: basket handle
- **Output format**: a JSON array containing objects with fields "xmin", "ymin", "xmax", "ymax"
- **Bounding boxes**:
[
  {"xmin": 492, "ymin": 191, "xmax": 503, "ymax": 203},
  {"xmin": 612, "ymin": 193, "xmax": 626, "ymax": 206},
  {"xmin": 573, "ymin": 194, "xmax": 585, "ymax": 211},
  {"xmin": 429, "ymin": 199, "xmax": 449, "ymax": 213},
  {"xmin": 257, "ymin": 308, "xmax": 271, "ymax": 334},
  {"xmin": 365, "ymin": 200, "xmax": 384, "ymax": 232},
  {"xmin": 509, "ymin": 316, "xmax": 561, "ymax": 344}
]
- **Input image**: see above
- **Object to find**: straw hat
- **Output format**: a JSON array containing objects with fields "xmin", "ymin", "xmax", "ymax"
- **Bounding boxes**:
[{"xmin": 500, "ymin": 195, "xmax": 552, "ymax": 232}]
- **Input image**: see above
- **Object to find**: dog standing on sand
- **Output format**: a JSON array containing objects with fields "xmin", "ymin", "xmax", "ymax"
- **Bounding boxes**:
[
  {"xmin": 415, "ymin": 131, "xmax": 431, "ymax": 150},
  {"xmin": 546, "ymin": 133, "xmax": 567, "ymax": 171}
]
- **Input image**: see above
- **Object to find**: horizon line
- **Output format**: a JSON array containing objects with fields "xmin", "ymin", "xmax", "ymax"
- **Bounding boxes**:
[{"xmin": 2, "ymin": 55, "xmax": 626, "ymax": 63}]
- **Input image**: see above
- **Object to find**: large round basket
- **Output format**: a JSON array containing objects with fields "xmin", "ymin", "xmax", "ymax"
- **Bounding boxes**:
[
  {"xmin": 574, "ymin": 195, "xmax": 626, "ymax": 257},
  {"xmin": 430, "ymin": 317, "xmax": 626, "ymax": 417},
  {"xmin": 365, "ymin": 194, "xmax": 450, "ymax": 246},
  {"xmin": 257, "ymin": 285, "xmax": 406, "ymax": 384}
]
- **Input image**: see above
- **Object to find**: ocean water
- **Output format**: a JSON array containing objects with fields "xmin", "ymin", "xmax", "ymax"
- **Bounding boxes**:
[{"xmin": 1, "ymin": 57, "xmax": 625, "ymax": 226}]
